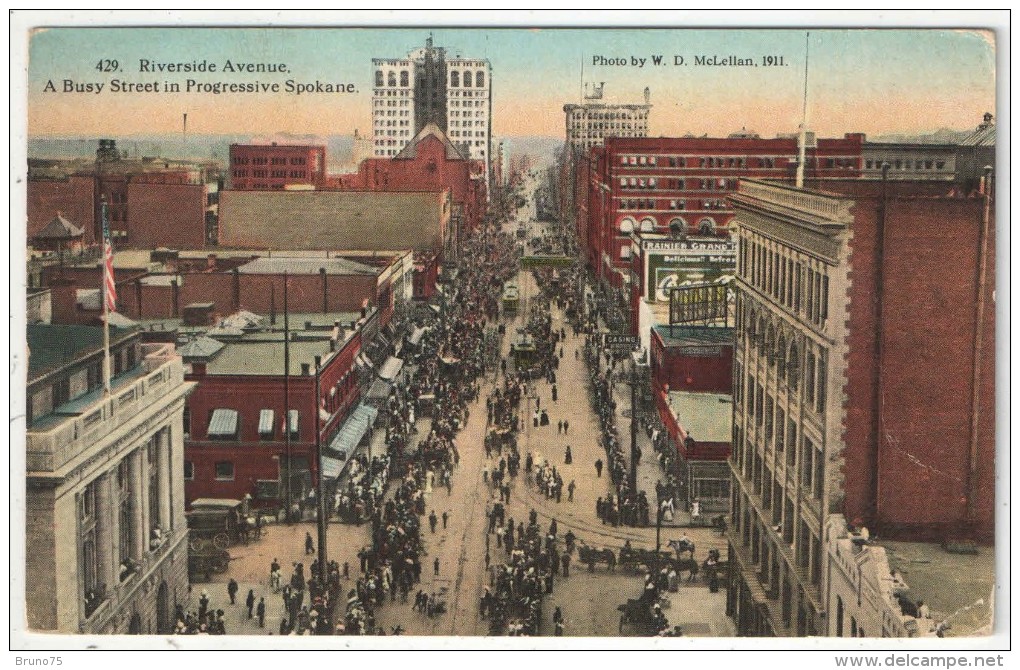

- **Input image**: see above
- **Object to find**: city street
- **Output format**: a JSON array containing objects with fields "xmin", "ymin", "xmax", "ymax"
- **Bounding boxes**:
[{"xmin": 186, "ymin": 180, "xmax": 731, "ymax": 637}]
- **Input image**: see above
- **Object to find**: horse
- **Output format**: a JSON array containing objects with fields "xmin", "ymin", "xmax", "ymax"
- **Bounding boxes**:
[
  {"xmin": 579, "ymin": 545, "xmax": 617, "ymax": 573},
  {"xmin": 672, "ymin": 558, "xmax": 699, "ymax": 583},
  {"xmin": 667, "ymin": 538, "xmax": 695, "ymax": 560}
]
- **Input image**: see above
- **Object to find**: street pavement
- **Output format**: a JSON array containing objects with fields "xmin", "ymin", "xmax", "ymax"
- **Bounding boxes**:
[{"xmin": 185, "ymin": 190, "xmax": 730, "ymax": 637}]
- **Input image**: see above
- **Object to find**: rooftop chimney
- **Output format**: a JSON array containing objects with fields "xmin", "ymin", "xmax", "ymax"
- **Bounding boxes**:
[{"xmin": 301, "ymin": 363, "xmax": 310, "ymax": 376}]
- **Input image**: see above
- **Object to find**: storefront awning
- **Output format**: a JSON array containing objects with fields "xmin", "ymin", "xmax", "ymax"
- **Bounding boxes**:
[
  {"xmin": 408, "ymin": 326, "xmax": 428, "ymax": 346},
  {"xmin": 367, "ymin": 378, "xmax": 391, "ymax": 401},
  {"xmin": 208, "ymin": 408, "xmax": 239, "ymax": 438},
  {"xmin": 323, "ymin": 404, "xmax": 379, "ymax": 478},
  {"xmin": 378, "ymin": 356, "xmax": 404, "ymax": 382}
]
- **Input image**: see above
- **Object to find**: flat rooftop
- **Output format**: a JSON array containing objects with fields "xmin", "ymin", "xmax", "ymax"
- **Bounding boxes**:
[
  {"xmin": 880, "ymin": 540, "xmax": 995, "ymax": 637},
  {"xmin": 666, "ymin": 391, "xmax": 733, "ymax": 444}
]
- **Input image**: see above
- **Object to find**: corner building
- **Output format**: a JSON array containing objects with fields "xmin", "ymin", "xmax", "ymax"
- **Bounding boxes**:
[
  {"xmin": 725, "ymin": 178, "xmax": 995, "ymax": 636},
  {"xmin": 25, "ymin": 325, "xmax": 194, "ymax": 633}
]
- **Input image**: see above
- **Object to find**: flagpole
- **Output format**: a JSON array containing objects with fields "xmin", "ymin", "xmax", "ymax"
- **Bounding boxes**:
[{"xmin": 101, "ymin": 198, "xmax": 112, "ymax": 396}]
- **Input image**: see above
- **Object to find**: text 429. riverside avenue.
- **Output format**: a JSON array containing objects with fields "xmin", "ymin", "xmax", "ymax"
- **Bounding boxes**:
[{"xmin": 43, "ymin": 78, "xmax": 356, "ymax": 95}]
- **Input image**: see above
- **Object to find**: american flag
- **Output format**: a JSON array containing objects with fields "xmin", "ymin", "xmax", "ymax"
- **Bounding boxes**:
[{"xmin": 101, "ymin": 202, "xmax": 117, "ymax": 312}]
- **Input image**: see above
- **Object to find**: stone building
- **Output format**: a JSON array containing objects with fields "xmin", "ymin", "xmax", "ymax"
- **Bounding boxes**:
[
  {"xmin": 725, "ymin": 177, "xmax": 994, "ymax": 636},
  {"xmin": 25, "ymin": 324, "xmax": 194, "ymax": 633}
]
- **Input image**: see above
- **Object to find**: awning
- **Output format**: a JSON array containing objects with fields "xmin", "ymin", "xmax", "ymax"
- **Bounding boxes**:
[
  {"xmin": 408, "ymin": 326, "xmax": 427, "ymax": 346},
  {"xmin": 323, "ymin": 404, "xmax": 379, "ymax": 478},
  {"xmin": 208, "ymin": 409, "xmax": 239, "ymax": 438},
  {"xmin": 378, "ymin": 356, "xmax": 404, "ymax": 382},
  {"xmin": 258, "ymin": 409, "xmax": 275, "ymax": 437},
  {"xmin": 367, "ymin": 378, "xmax": 391, "ymax": 401}
]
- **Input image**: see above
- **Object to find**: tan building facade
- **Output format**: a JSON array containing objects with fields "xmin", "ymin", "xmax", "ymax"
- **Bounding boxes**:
[{"xmin": 26, "ymin": 327, "xmax": 194, "ymax": 633}]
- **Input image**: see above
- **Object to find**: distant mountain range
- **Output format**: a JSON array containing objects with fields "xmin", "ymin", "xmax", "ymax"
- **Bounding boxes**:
[
  {"xmin": 868, "ymin": 128, "xmax": 974, "ymax": 145},
  {"xmin": 26, "ymin": 133, "xmax": 566, "ymax": 170}
]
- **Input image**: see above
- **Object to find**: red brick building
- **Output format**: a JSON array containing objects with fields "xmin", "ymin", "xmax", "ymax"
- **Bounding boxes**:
[
  {"xmin": 579, "ymin": 133, "xmax": 865, "ymax": 289},
  {"xmin": 228, "ymin": 143, "xmax": 326, "ymax": 191},
  {"xmin": 329, "ymin": 123, "xmax": 487, "ymax": 234},
  {"xmin": 41, "ymin": 252, "xmax": 409, "ymax": 329},
  {"xmin": 651, "ymin": 325, "xmax": 735, "ymax": 513},
  {"xmin": 182, "ymin": 318, "xmax": 367, "ymax": 507},
  {"xmin": 27, "ymin": 174, "xmax": 96, "ymax": 244},
  {"xmin": 28, "ymin": 148, "xmax": 210, "ymax": 250}
]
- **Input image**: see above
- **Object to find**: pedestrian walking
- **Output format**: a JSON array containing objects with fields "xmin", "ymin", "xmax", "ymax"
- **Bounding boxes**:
[
  {"xmin": 198, "ymin": 589, "xmax": 210, "ymax": 619},
  {"xmin": 562, "ymin": 552, "xmax": 571, "ymax": 578},
  {"xmin": 557, "ymin": 420, "xmax": 563, "ymax": 434},
  {"xmin": 565, "ymin": 445, "xmax": 572, "ymax": 465},
  {"xmin": 227, "ymin": 578, "xmax": 238, "ymax": 605},
  {"xmin": 256, "ymin": 597, "xmax": 266, "ymax": 628},
  {"xmin": 552, "ymin": 385, "xmax": 558, "ymax": 403},
  {"xmin": 246, "ymin": 589, "xmax": 255, "ymax": 618},
  {"xmin": 568, "ymin": 479, "xmax": 576, "ymax": 502},
  {"xmin": 434, "ymin": 557, "xmax": 440, "ymax": 576},
  {"xmin": 305, "ymin": 532, "xmax": 314, "ymax": 555},
  {"xmin": 442, "ymin": 511, "xmax": 449, "ymax": 529},
  {"xmin": 429, "ymin": 510, "xmax": 438, "ymax": 533},
  {"xmin": 563, "ymin": 419, "xmax": 569, "ymax": 435},
  {"xmin": 343, "ymin": 561, "xmax": 350, "ymax": 580},
  {"xmin": 595, "ymin": 458, "xmax": 603, "ymax": 478}
]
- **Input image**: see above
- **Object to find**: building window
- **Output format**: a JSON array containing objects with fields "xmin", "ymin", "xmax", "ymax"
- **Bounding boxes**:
[
  {"xmin": 79, "ymin": 480, "xmax": 101, "ymax": 616},
  {"xmin": 387, "ymin": 71, "xmax": 396, "ymax": 87},
  {"xmin": 451, "ymin": 70, "xmax": 459, "ymax": 87},
  {"xmin": 476, "ymin": 71, "xmax": 485, "ymax": 87},
  {"xmin": 215, "ymin": 461, "xmax": 234, "ymax": 481},
  {"xmin": 183, "ymin": 461, "xmax": 194, "ymax": 480},
  {"xmin": 375, "ymin": 70, "xmax": 383, "ymax": 86},
  {"xmin": 400, "ymin": 70, "xmax": 409, "ymax": 87},
  {"xmin": 463, "ymin": 71, "xmax": 472, "ymax": 87},
  {"xmin": 699, "ymin": 218, "xmax": 714, "ymax": 235}
]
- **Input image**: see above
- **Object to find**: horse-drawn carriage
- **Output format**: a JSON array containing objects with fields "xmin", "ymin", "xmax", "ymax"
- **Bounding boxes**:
[
  {"xmin": 619, "ymin": 544, "xmax": 672, "ymax": 572},
  {"xmin": 578, "ymin": 544, "xmax": 617, "ymax": 572},
  {"xmin": 186, "ymin": 498, "xmax": 258, "ymax": 549},
  {"xmin": 618, "ymin": 597, "xmax": 670, "ymax": 636}
]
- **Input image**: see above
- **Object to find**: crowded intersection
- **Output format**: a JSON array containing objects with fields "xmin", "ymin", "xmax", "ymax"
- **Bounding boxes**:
[{"xmin": 174, "ymin": 174, "xmax": 731, "ymax": 638}]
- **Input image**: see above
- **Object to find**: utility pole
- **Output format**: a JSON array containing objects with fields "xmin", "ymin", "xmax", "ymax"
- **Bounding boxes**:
[
  {"xmin": 283, "ymin": 271, "xmax": 291, "ymax": 525},
  {"xmin": 314, "ymin": 355, "xmax": 328, "ymax": 576},
  {"xmin": 629, "ymin": 356, "xmax": 638, "ymax": 497}
]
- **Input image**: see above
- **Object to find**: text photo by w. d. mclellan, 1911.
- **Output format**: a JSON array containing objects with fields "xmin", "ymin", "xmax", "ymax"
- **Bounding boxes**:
[{"xmin": 12, "ymin": 13, "xmax": 1003, "ymax": 652}]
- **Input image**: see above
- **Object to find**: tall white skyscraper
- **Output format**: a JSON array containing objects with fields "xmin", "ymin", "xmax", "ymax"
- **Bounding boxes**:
[{"xmin": 372, "ymin": 36, "xmax": 492, "ymax": 188}]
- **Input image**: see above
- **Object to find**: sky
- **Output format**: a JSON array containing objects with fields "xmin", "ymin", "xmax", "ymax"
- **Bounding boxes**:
[{"xmin": 25, "ymin": 27, "xmax": 996, "ymax": 140}]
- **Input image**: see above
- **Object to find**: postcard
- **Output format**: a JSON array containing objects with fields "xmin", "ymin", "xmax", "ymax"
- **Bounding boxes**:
[{"xmin": 10, "ymin": 10, "xmax": 1007, "ymax": 661}]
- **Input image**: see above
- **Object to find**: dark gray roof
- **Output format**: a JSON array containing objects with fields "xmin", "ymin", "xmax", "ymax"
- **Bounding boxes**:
[
  {"xmin": 395, "ymin": 122, "xmax": 466, "ymax": 161},
  {"xmin": 27, "ymin": 324, "xmax": 135, "ymax": 381},
  {"xmin": 34, "ymin": 214, "xmax": 84, "ymax": 240},
  {"xmin": 653, "ymin": 324, "xmax": 734, "ymax": 347},
  {"xmin": 959, "ymin": 124, "xmax": 995, "ymax": 147},
  {"xmin": 177, "ymin": 336, "xmax": 225, "ymax": 361}
]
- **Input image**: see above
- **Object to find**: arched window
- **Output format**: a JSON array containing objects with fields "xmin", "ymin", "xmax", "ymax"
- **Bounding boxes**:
[
  {"xmin": 463, "ymin": 71, "xmax": 473, "ymax": 87},
  {"xmin": 640, "ymin": 217, "xmax": 655, "ymax": 232},
  {"xmin": 765, "ymin": 324, "xmax": 776, "ymax": 363},
  {"xmin": 787, "ymin": 343, "xmax": 800, "ymax": 390},
  {"xmin": 619, "ymin": 217, "xmax": 636, "ymax": 233},
  {"xmin": 699, "ymin": 218, "xmax": 715, "ymax": 235},
  {"xmin": 451, "ymin": 70, "xmax": 460, "ymax": 87},
  {"xmin": 669, "ymin": 217, "xmax": 687, "ymax": 239},
  {"xmin": 400, "ymin": 70, "xmax": 409, "ymax": 87},
  {"xmin": 375, "ymin": 70, "xmax": 384, "ymax": 87},
  {"xmin": 387, "ymin": 71, "xmax": 396, "ymax": 87},
  {"xmin": 476, "ymin": 71, "xmax": 485, "ymax": 87},
  {"xmin": 776, "ymin": 333, "xmax": 787, "ymax": 377}
]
